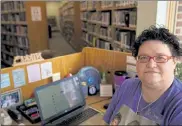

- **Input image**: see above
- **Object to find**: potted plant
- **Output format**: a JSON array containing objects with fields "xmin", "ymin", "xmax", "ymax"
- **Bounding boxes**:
[{"xmin": 175, "ymin": 62, "xmax": 182, "ymax": 81}]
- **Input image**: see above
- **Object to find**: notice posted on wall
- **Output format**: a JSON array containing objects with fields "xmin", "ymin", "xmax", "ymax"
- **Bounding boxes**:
[
  {"xmin": 12, "ymin": 68, "xmax": 26, "ymax": 88},
  {"xmin": 31, "ymin": 6, "xmax": 42, "ymax": 21}
]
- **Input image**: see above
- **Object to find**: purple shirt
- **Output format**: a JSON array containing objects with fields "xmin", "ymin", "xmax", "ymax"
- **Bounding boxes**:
[{"xmin": 103, "ymin": 78, "xmax": 182, "ymax": 125}]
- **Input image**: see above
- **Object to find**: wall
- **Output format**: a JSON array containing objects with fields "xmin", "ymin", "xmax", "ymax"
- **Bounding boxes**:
[
  {"xmin": 46, "ymin": 1, "xmax": 63, "ymax": 31},
  {"xmin": 174, "ymin": 1, "xmax": 182, "ymax": 44},
  {"xmin": 136, "ymin": 1, "xmax": 158, "ymax": 37},
  {"xmin": 136, "ymin": 1, "xmax": 170, "ymax": 37}
]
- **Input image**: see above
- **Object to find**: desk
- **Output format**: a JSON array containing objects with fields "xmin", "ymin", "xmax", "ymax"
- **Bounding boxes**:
[{"xmin": 12, "ymin": 95, "xmax": 111, "ymax": 125}]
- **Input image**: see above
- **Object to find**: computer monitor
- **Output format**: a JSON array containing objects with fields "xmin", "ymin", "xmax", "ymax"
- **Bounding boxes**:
[{"xmin": 34, "ymin": 75, "xmax": 86, "ymax": 125}]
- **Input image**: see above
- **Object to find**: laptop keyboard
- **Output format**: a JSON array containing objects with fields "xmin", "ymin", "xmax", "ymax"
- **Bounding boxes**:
[{"xmin": 58, "ymin": 108, "xmax": 99, "ymax": 125}]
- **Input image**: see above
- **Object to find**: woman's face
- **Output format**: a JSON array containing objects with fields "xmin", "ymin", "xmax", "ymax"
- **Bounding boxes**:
[{"xmin": 136, "ymin": 40, "xmax": 176, "ymax": 88}]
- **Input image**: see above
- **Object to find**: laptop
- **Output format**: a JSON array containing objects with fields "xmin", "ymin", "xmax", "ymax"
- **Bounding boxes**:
[{"xmin": 34, "ymin": 75, "xmax": 103, "ymax": 125}]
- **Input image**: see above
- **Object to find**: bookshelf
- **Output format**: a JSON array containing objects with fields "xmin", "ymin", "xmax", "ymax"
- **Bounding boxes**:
[
  {"xmin": 1, "ymin": 1, "xmax": 49, "ymax": 67},
  {"xmin": 59, "ymin": 1, "xmax": 82, "ymax": 51},
  {"xmin": 80, "ymin": 1, "xmax": 137, "ymax": 52}
]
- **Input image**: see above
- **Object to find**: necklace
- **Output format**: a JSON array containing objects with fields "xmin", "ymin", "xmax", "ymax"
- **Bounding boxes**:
[{"xmin": 136, "ymin": 91, "xmax": 156, "ymax": 115}]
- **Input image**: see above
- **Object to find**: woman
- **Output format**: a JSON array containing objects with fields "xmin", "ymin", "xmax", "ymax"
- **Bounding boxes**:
[{"xmin": 103, "ymin": 26, "xmax": 182, "ymax": 125}]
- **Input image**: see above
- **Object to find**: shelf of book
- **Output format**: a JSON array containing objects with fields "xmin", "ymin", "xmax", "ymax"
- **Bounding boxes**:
[
  {"xmin": 1, "ymin": 21, "xmax": 27, "ymax": 25},
  {"xmin": 2, "ymin": 50, "xmax": 14, "ymax": 57},
  {"xmin": 113, "ymin": 25, "xmax": 136, "ymax": 31},
  {"xmin": 1, "ymin": 32, "xmax": 27, "ymax": 37},
  {"xmin": 59, "ymin": 1, "xmax": 82, "ymax": 52},
  {"xmin": 1, "ymin": 59, "xmax": 12, "ymax": 66},
  {"xmin": 1, "ymin": 1, "xmax": 48, "ymax": 67},
  {"xmin": 1, "ymin": 9, "xmax": 26, "ymax": 14},
  {"xmin": 82, "ymin": 38, "xmax": 93, "ymax": 47},
  {"xmin": 80, "ymin": 1, "xmax": 137, "ymax": 52}
]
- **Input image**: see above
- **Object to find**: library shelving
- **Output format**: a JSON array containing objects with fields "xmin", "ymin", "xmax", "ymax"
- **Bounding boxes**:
[
  {"xmin": 80, "ymin": 1, "xmax": 137, "ymax": 52},
  {"xmin": 59, "ymin": 1, "xmax": 82, "ymax": 51},
  {"xmin": 1, "ymin": 1, "xmax": 49, "ymax": 67}
]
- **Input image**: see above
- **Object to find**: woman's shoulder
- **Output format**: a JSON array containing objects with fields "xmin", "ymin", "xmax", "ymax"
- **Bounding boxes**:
[
  {"xmin": 122, "ymin": 78, "xmax": 141, "ymax": 87},
  {"xmin": 117, "ymin": 78, "xmax": 141, "ymax": 93},
  {"xmin": 174, "ymin": 78, "xmax": 182, "ymax": 91}
]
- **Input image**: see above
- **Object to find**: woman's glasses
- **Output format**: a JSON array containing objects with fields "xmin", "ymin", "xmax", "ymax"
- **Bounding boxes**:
[{"xmin": 136, "ymin": 55, "xmax": 174, "ymax": 63}]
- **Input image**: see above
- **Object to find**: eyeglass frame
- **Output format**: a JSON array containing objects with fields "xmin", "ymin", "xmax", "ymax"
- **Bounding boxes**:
[{"xmin": 136, "ymin": 55, "xmax": 175, "ymax": 63}]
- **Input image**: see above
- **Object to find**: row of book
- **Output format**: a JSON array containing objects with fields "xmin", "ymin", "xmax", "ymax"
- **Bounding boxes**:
[
  {"xmin": 80, "ymin": 12, "xmax": 88, "ymax": 20},
  {"xmin": 81, "ymin": 22, "xmax": 87, "ymax": 30},
  {"xmin": 2, "ymin": 35, "xmax": 29, "ymax": 48},
  {"xmin": 1, "ymin": 12, "xmax": 26, "ymax": 22},
  {"xmin": 101, "ymin": 1, "xmax": 114, "ymax": 8},
  {"xmin": 80, "ymin": 1, "xmax": 97, "ymax": 10},
  {"xmin": 115, "ymin": 30, "xmax": 136, "ymax": 49},
  {"xmin": 113, "ymin": 10, "xmax": 137, "ymax": 28},
  {"xmin": 60, "ymin": 2, "xmax": 74, "ymax": 13},
  {"xmin": 81, "ymin": 12, "xmax": 111, "ymax": 25},
  {"xmin": 99, "ymin": 27, "xmax": 112, "ymax": 40},
  {"xmin": 101, "ymin": 12, "xmax": 110, "ymax": 25},
  {"xmin": 82, "ymin": 32, "xmax": 113, "ymax": 51},
  {"xmin": 87, "ymin": 23, "xmax": 97, "ymax": 33},
  {"xmin": 2, "ymin": 25, "xmax": 28, "ymax": 35},
  {"xmin": 2, "ymin": 43, "xmax": 28, "ymax": 56},
  {"xmin": 62, "ymin": 22, "xmax": 74, "ymax": 43},
  {"xmin": 80, "ymin": 1, "xmax": 137, "ymax": 10},
  {"xmin": 62, "ymin": 8, "xmax": 74, "ymax": 16},
  {"xmin": 1, "ymin": 45, "xmax": 14, "ymax": 54},
  {"xmin": 115, "ymin": 0, "xmax": 137, "ymax": 7},
  {"xmin": 81, "ymin": 11, "xmax": 137, "ymax": 28},
  {"xmin": 1, "ymin": 1, "xmax": 25, "ymax": 11},
  {"xmin": 14, "ymin": 47, "xmax": 29, "ymax": 56},
  {"xmin": 1, "ymin": 52, "xmax": 13, "ymax": 65},
  {"xmin": 96, "ymin": 39, "xmax": 112, "ymax": 50}
]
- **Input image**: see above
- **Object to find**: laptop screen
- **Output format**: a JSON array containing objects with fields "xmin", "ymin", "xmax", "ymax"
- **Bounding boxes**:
[{"xmin": 34, "ymin": 75, "xmax": 86, "ymax": 124}]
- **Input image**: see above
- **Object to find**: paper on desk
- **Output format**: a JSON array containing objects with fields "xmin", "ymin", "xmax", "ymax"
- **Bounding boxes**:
[
  {"xmin": 52, "ymin": 72, "xmax": 61, "ymax": 82},
  {"xmin": 126, "ymin": 56, "xmax": 136, "ymax": 65},
  {"xmin": 126, "ymin": 64, "xmax": 136, "ymax": 72},
  {"xmin": 27, "ymin": 64, "xmax": 41, "ymax": 83},
  {"xmin": 41, "ymin": 62, "xmax": 53, "ymax": 79},
  {"xmin": 0, "ymin": 73, "xmax": 10, "ymax": 88},
  {"xmin": 100, "ymin": 84, "xmax": 113, "ymax": 97},
  {"xmin": 12, "ymin": 68, "xmax": 26, "ymax": 88}
]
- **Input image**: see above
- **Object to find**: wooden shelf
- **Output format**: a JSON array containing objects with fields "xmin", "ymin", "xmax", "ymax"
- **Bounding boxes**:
[
  {"xmin": 88, "ymin": 31, "xmax": 98, "ymax": 37},
  {"xmin": 1, "ymin": 9, "xmax": 26, "ymax": 14},
  {"xmin": 98, "ymin": 35, "xmax": 112, "ymax": 42},
  {"xmin": 1, "ymin": 21, "xmax": 27, "ymax": 25},
  {"xmin": 114, "ymin": 41, "xmax": 130, "ymax": 49},
  {"xmin": 113, "ymin": 25, "xmax": 136, "ymax": 31},
  {"xmin": 113, "ymin": 5, "xmax": 137, "ymax": 10},
  {"xmin": 99, "ymin": 23, "xmax": 110, "ymax": 27},
  {"xmin": 98, "ymin": 5, "xmax": 137, "ymax": 11},
  {"xmin": 98, "ymin": 7, "xmax": 113, "ymax": 11},
  {"xmin": 80, "ymin": 2, "xmax": 137, "ymax": 51},
  {"xmin": 1, "ymin": 1, "xmax": 49, "ymax": 67},
  {"xmin": 81, "ymin": 18, "xmax": 87, "ymax": 22},
  {"xmin": 80, "ymin": 8, "xmax": 87, "ymax": 12},
  {"xmin": 59, "ymin": 2, "xmax": 82, "ymax": 52},
  {"xmin": 87, "ymin": 8, "xmax": 96, "ymax": 11},
  {"xmin": 1, "ymin": 32, "xmax": 27, "ymax": 37}
]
